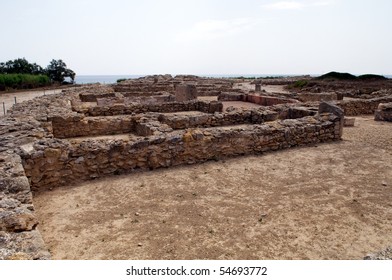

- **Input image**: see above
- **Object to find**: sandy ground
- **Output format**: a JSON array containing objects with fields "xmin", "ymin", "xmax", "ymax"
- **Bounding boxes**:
[
  {"xmin": 0, "ymin": 89, "xmax": 62, "ymax": 115},
  {"xmin": 33, "ymin": 116, "xmax": 392, "ymax": 260}
]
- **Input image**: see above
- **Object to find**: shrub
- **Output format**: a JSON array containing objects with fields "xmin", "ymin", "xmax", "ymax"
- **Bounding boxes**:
[
  {"xmin": 0, "ymin": 74, "xmax": 51, "ymax": 91},
  {"xmin": 317, "ymin": 72, "xmax": 357, "ymax": 80},
  {"xmin": 293, "ymin": 80, "xmax": 308, "ymax": 88},
  {"xmin": 116, "ymin": 78, "xmax": 127, "ymax": 83},
  {"xmin": 357, "ymin": 74, "xmax": 386, "ymax": 81}
]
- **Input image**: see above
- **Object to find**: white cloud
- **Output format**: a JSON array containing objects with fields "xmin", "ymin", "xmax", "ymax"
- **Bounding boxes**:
[
  {"xmin": 177, "ymin": 18, "xmax": 256, "ymax": 42},
  {"xmin": 263, "ymin": 1, "xmax": 331, "ymax": 10},
  {"xmin": 263, "ymin": 1, "xmax": 305, "ymax": 10}
]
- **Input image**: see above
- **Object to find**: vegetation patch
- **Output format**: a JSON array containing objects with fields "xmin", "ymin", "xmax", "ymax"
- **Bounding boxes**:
[
  {"xmin": 116, "ymin": 78, "xmax": 127, "ymax": 83},
  {"xmin": 317, "ymin": 72, "xmax": 386, "ymax": 81},
  {"xmin": 357, "ymin": 74, "xmax": 387, "ymax": 81},
  {"xmin": 317, "ymin": 72, "xmax": 357, "ymax": 80},
  {"xmin": 287, "ymin": 80, "xmax": 309, "ymax": 89},
  {"xmin": 0, "ymin": 74, "xmax": 51, "ymax": 90},
  {"xmin": 0, "ymin": 58, "xmax": 75, "ymax": 90}
]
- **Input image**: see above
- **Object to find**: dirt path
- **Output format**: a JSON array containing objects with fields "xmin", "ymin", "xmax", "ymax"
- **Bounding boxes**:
[
  {"xmin": 33, "ymin": 116, "xmax": 392, "ymax": 260},
  {"xmin": 0, "ymin": 89, "xmax": 62, "ymax": 115}
]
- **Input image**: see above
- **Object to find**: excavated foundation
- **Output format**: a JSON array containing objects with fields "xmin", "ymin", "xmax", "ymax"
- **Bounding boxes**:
[{"xmin": 2, "ymin": 76, "xmax": 390, "ymax": 259}]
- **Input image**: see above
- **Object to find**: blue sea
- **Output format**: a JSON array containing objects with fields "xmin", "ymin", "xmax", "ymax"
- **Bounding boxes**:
[{"xmin": 75, "ymin": 74, "xmax": 392, "ymax": 85}]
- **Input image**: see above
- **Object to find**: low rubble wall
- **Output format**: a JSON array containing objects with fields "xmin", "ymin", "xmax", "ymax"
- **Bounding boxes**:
[
  {"xmin": 218, "ymin": 92, "xmax": 298, "ymax": 106},
  {"xmin": 374, "ymin": 103, "xmax": 392, "ymax": 122},
  {"xmin": 337, "ymin": 96, "xmax": 392, "ymax": 116},
  {"xmin": 72, "ymin": 100, "xmax": 223, "ymax": 116},
  {"xmin": 0, "ymin": 90, "xmax": 344, "ymax": 260},
  {"xmin": 21, "ymin": 112, "xmax": 343, "ymax": 191},
  {"xmin": 158, "ymin": 109, "xmax": 278, "ymax": 130}
]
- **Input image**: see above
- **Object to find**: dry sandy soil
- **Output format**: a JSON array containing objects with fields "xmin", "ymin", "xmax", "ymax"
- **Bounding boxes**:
[
  {"xmin": 0, "ymin": 89, "xmax": 62, "ymax": 115},
  {"xmin": 33, "ymin": 116, "xmax": 392, "ymax": 260}
]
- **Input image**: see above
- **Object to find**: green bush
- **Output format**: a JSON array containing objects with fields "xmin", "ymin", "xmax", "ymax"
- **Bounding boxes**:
[
  {"xmin": 116, "ymin": 78, "xmax": 127, "ymax": 83},
  {"xmin": 0, "ymin": 74, "xmax": 51, "ymax": 90},
  {"xmin": 293, "ymin": 80, "xmax": 308, "ymax": 88},
  {"xmin": 357, "ymin": 74, "xmax": 386, "ymax": 81},
  {"xmin": 317, "ymin": 72, "xmax": 357, "ymax": 80}
]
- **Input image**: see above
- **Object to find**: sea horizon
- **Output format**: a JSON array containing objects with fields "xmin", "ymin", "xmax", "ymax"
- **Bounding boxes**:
[{"xmin": 75, "ymin": 74, "xmax": 392, "ymax": 85}]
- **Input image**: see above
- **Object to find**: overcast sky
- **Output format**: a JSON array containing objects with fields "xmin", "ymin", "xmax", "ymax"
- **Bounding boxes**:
[{"xmin": 1, "ymin": 0, "xmax": 391, "ymax": 75}]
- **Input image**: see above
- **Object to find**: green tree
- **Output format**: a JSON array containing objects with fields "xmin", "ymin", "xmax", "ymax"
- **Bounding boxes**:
[
  {"xmin": 5, "ymin": 58, "xmax": 33, "ymax": 74},
  {"xmin": 46, "ymin": 59, "xmax": 75, "ymax": 83}
]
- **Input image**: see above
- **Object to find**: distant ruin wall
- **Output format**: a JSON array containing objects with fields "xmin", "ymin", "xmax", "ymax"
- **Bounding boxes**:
[
  {"xmin": 298, "ymin": 92, "xmax": 337, "ymax": 102},
  {"xmin": 22, "ymin": 113, "xmax": 342, "ymax": 190},
  {"xmin": 73, "ymin": 100, "xmax": 223, "ymax": 116},
  {"xmin": 158, "ymin": 110, "xmax": 278, "ymax": 130},
  {"xmin": 218, "ymin": 92, "xmax": 298, "ymax": 106},
  {"xmin": 51, "ymin": 115, "xmax": 139, "ymax": 138},
  {"xmin": 337, "ymin": 96, "xmax": 392, "ymax": 116}
]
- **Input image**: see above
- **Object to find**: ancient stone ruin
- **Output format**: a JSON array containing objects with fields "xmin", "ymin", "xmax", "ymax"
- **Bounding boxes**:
[
  {"xmin": 374, "ymin": 103, "xmax": 392, "ymax": 122},
  {"xmin": 1, "ymin": 74, "xmax": 392, "ymax": 259}
]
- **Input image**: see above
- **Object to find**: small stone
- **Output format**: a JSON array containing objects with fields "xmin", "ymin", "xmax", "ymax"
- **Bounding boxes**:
[
  {"xmin": 135, "ymin": 212, "xmax": 140, "ymax": 216},
  {"xmin": 382, "ymin": 181, "xmax": 388, "ymax": 186},
  {"xmin": 137, "ymin": 243, "xmax": 143, "ymax": 247}
]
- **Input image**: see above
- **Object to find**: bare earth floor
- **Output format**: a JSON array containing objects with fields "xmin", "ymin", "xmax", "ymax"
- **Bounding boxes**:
[{"xmin": 33, "ymin": 116, "xmax": 392, "ymax": 260}]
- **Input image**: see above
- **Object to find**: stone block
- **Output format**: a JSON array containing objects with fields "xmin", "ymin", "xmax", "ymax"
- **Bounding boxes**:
[
  {"xmin": 344, "ymin": 117, "xmax": 355, "ymax": 127},
  {"xmin": 298, "ymin": 92, "xmax": 337, "ymax": 102},
  {"xmin": 175, "ymin": 84, "xmax": 197, "ymax": 102},
  {"xmin": 374, "ymin": 103, "xmax": 392, "ymax": 122}
]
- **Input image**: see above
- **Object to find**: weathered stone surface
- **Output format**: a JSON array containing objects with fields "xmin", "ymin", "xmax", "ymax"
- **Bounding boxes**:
[
  {"xmin": 175, "ymin": 84, "xmax": 198, "ymax": 102},
  {"xmin": 0, "ymin": 75, "xmax": 348, "ymax": 260},
  {"xmin": 337, "ymin": 96, "xmax": 392, "ymax": 116},
  {"xmin": 344, "ymin": 117, "xmax": 355, "ymax": 127},
  {"xmin": 318, "ymin": 102, "xmax": 344, "ymax": 138},
  {"xmin": 0, "ymin": 210, "xmax": 38, "ymax": 232},
  {"xmin": 364, "ymin": 246, "xmax": 392, "ymax": 260},
  {"xmin": 0, "ymin": 230, "xmax": 50, "ymax": 260},
  {"xmin": 374, "ymin": 103, "xmax": 392, "ymax": 122},
  {"xmin": 319, "ymin": 101, "xmax": 344, "ymax": 119},
  {"xmin": 298, "ymin": 92, "xmax": 337, "ymax": 102}
]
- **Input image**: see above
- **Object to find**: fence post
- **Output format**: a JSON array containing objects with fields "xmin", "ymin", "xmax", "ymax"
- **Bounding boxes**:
[
  {"xmin": 14, "ymin": 96, "xmax": 17, "ymax": 104},
  {"xmin": 2, "ymin": 102, "xmax": 5, "ymax": 115}
]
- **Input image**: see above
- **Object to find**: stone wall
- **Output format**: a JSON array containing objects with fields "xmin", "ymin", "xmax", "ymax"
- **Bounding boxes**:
[
  {"xmin": 0, "ymin": 83, "xmax": 344, "ymax": 260},
  {"xmin": 246, "ymin": 94, "xmax": 298, "ymax": 106},
  {"xmin": 218, "ymin": 92, "xmax": 298, "ymax": 106},
  {"xmin": 158, "ymin": 109, "xmax": 278, "ymax": 130},
  {"xmin": 374, "ymin": 103, "xmax": 392, "ymax": 122},
  {"xmin": 51, "ymin": 115, "xmax": 139, "ymax": 139},
  {"xmin": 298, "ymin": 92, "xmax": 337, "ymax": 102},
  {"xmin": 80, "ymin": 92, "xmax": 116, "ymax": 102},
  {"xmin": 73, "ymin": 100, "xmax": 223, "ymax": 116},
  {"xmin": 175, "ymin": 85, "xmax": 198, "ymax": 102},
  {"xmin": 21, "ymin": 111, "xmax": 342, "ymax": 190},
  {"xmin": 0, "ymin": 152, "xmax": 50, "ymax": 260},
  {"xmin": 337, "ymin": 96, "xmax": 392, "ymax": 116}
]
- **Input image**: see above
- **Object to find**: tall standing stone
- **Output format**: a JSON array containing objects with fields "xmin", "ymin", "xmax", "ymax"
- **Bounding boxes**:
[
  {"xmin": 175, "ymin": 84, "xmax": 198, "ymax": 102},
  {"xmin": 255, "ymin": 79, "xmax": 262, "ymax": 92}
]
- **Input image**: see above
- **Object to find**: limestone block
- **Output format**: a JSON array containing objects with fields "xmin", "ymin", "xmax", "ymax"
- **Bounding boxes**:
[
  {"xmin": 175, "ymin": 84, "xmax": 197, "ymax": 102},
  {"xmin": 344, "ymin": 117, "xmax": 356, "ymax": 127},
  {"xmin": 298, "ymin": 92, "xmax": 337, "ymax": 102},
  {"xmin": 0, "ymin": 230, "xmax": 51, "ymax": 260},
  {"xmin": 374, "ymin": 103, "xmax": 392, "ymax": 122},
  {"xmin": 0, "ymin": 209, "xmax": 38, "ymax": 232}
]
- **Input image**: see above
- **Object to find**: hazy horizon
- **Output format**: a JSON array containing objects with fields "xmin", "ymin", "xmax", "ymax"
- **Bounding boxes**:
[{"xmin": 1, "ymin": 0, "xmax": 391, "ymax": 75}]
